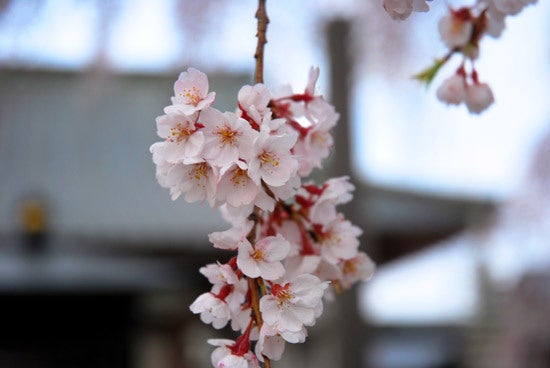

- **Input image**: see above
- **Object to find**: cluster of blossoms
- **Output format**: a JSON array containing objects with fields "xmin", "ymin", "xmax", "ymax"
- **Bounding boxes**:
[
  {"xmin": 383, "ymin": 0, "xmax": 537, "ymax": 114},
  {"xmin": 150, "ymin": 67, "xmax": 375, "ymax": 367}
]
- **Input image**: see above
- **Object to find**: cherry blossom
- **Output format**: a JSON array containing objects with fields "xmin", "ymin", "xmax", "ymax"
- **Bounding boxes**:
[
  {"xmin": 201, "ymin": 108, "xmax": 257, "ymax": 168},
  {"xmin": 316, "ymin": 216, "xmax": 362, "ymax": 265},
  {"xmin": 238, "ymin": 84, "xmax": 272, "ymax": 127},
  {"xmin": 200, "ymin": 262, "xmax": 241, "ymax": 286},
  {"xmin": 383, "ymin": 0, "xmax": 431, "ymax": 20},
  {"xmin": 208, "ymin": 338, "xmax": 260, "ymax": 368},
  {"xmin": 157, "ymin": 159, "xmax": 217, "ymax": 205},
  {"xmin": 151, "ymin": 67, "xmax": 374, "ymax": 366},
  {"xmin": 151, "ymin": 112, "xmax": 204, "ymax": 163},
  {"xmin": 247, "ymin": 127, "xmax": 298, "ymax": 187},
  {"xmin": 393, "ymin": 0, "xmax": 537, "ymax": 113},
  {"xmin": 436, "ymin": 73, "xmax": 467, "ymax": 106},
  {"xmin": 216, "ymin": 162, "xmax": 261, "ymax": 208},
  {"xmin": 308, "ymin": 176, "xmax": 355, "ymax": 227},
  {"xmin": 167, "ymin": 67, "xmax": 216, "ymax": 115},
  {"xmin": 190, "ymin": 292, "xmax": 232, "ymax": 329},
  {"xmin": 465, "ymin": 80, "xmax": 495, "ymax": 114},
  {"xmin": 237, "ymin": 234, "xmax": 290, "ymax": 280},
  {"xmin": 438, "ymin": 9, "xmax": 474, "ymax": 49},
  {"xmin": 338, "ymin": 252, "xmax": 376, "ymax": 289},
  {"xmin": 260, "ymin": 274, "xmax": 328, "ymax": 333},
  {"xmin": 208, "ymin": 220, "xmax": 254, "ymax": 251}
]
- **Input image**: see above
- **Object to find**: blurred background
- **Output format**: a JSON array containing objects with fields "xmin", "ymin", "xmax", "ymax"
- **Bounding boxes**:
[{"xmin": 0, "ymin": 0, "xmax": 549, "ymax": 367}]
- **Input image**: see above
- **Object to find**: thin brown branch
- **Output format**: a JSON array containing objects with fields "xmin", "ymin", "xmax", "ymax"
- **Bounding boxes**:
[
  {"xmin": 246, "ymin": 210, "xmax": 271, "ymax": 368},
  {"xmin": 254, "ymin": 0, "xmax": 269, "ymax": 84},
  {"xmin": 250, "ymin": 2, "xmax": 271, "ymax": 366}
]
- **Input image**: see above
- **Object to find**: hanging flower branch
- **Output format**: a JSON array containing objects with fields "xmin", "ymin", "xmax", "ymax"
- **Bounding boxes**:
[
  {"xmin": 383, "ymin": 0, "xmax": 537, "ymax": 114},
  {"xmin": 150, "ymin": 1, "xmax": 374, "ymax": 367}
]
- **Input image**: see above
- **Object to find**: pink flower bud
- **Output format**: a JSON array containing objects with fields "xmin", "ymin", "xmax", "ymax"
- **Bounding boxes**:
[
  {"xmin": 465, "ymin": 82, "xmax": 495, "ymax": 114},
  {"xmin": 436, "ymin": 74, "xmax": 466, "ymax": 105}
]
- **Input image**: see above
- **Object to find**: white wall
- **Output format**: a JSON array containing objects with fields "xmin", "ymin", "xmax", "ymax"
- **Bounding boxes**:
[{"xmin": 0, "ymin": 69, "xmax": 249, "ymax": 244}]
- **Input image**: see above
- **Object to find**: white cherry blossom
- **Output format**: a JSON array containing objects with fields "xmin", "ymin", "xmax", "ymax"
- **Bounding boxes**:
[
  {"xmin": 238, "ymin": 84, "xmax": 272, "ymax": 126},
  {"xmin": 167, "ymin": 67, "xmax": 215, "ymax": 115},
  {"xmin": 208, "ymin": 339, "xmax": 260, "ymax": 368},
  {"xmin": 237, "ymin": 234, "xmax": 290, "ymax": 280},
  {"xmin": 383, "ymin": 0, "xmax": 431, "ymax": 20},
  {"xmin": 248, "ymin": 127, "xmax": 299, "ymax": 187},
  {"xmin": 208, "ymin": 220, "xmax": 254, "ymax": 251},
  {"xmin": 201, "ymin": 108, "xmax": 257, "ymax": 168},
  {"xmin": 156, "ymin": 159, "xmax": 217, "ymax": 205},
  {"xmin": 317, "ymin": 216, "xmax": 362, "ymax": 264},
  {"xmin": 338, "ymin": 252, "xmax": 376, "ymax": 289},
  {"xmin": 151, "ymin": 67, "xmax": 373, "ymax": 364},
  {"xmin": 200, "ymin": 262, "xmax": 240, "ymax": 286},
  {"xmin": 190, "ymin": 292, "xmax": 232, "ymax": 329},
  {"xmin": 308, "ymin": 177, "xmax": 354, "ymax": 226},
  {"xmin": 152, "ymin": 112, "xmax": 204, "ymax": 163},
  {"xmin": 260, "ymin": 274, "xmax": 328, "ymax": 333},
  {"xmin": 216, "ymin": 162, "xmax": 261, "ymax": 208}
]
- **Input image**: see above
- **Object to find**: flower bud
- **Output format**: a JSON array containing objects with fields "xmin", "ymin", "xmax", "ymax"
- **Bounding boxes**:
[
  {"xmin": 436, "ymin": 74, "xmax": 466, "ymax": 105},
  {"xmin": 465, "ymin": 82, "xmax": 494, "ymax": 114}
]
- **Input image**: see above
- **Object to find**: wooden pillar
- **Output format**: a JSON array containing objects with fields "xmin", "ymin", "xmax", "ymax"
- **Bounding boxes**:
[{"xmin": 326, "ymin": 19, "xmax": 365, "ymax": 368}]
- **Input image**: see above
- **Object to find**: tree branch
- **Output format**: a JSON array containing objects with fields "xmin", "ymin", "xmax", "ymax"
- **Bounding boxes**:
[{"xmin": 254, "ymin": 0, "xmax": 269, "ymax": 84}]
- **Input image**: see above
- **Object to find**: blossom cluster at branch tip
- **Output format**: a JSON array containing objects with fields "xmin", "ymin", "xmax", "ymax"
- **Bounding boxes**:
[
  {"xmin": 151, "ymin": 67, "xmax": 375, "ymax": 367},
  {"xmin": 383, "ymin": 0, "xmax": 537, "ymax": 114}
]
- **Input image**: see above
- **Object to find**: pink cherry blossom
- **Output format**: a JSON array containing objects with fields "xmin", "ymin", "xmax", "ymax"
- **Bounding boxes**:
[
  {"xmin": 190, "ymin": 292, "xmax": 232, "ymax": 329},
  {"xmin": 167, "ymin": 67, "xmax": 216, "ymax": 115},
  {"xmin": 308, "ymin": 176, "xmax": 355, "ymax": 226},
  {"xmin": 200, "ymin": 262, "xmax": 240, "ymax": 286},
  {"xmin": 382, "ymin": 0, "xmax": 430, "ymax": 20},
  {"xmin": 283, "ymin": 255, "xmax": 322, "ymax": 282},
  {"xmin": 237, "ymin": 234, "xmax": 290, "ymax": 280},
  {"xmin": 255, "ymin": 323, "xmax": 296, "ymax": 362},
  {"xmin": 157, "ymin": 159, "xmax": 217, "ymax": 205},
  {"xmin": 151, "ymin": 67, "xmax": 373, "ymax": 364},
  {"xmin": 304, "ymin": 67, "xmax": 320, "ymax": 98},
  {"xmin": 216, "ymin": 162, "xmax": 261, "ymax": 208},
  {"xmin": 208, "ymin": 220, "xmax": 254, "ymax": 251},
  {"xmin": 436, "ymin": 73, "xmax": 467, "ymax": 105},
  {"xmin": 338, "ymin": 252, "xmax": 376, "ymax": 289},
  {"xmin": 201, "ymin": 108, "xmax": 257, "ymax": 168},
  {"xmin": 248, "ymin": 128, "xmax": 299, "ymax": 187},
  {"xmin": 238, "ymin": 84, "xmax": 272, "ymax": 126},
  {"xmin": 484, "ymin": 1, "xmax": 507, "ymax": 37},
  {"xmin": 412, "ymin": 0, "xmax": 431, "ymax": 12},
  {"xmin": 317, "ymin": 216, "xmax": 362, "ymax": 264},
  {"xmin": 260, "ymin": 274, "xmax": 328, "ymax": 333},
  {"xmin": 208, "ymin": 339, "xmax": 260, "ymax": 368},
  {"xmin": 383, "ymin": 0, "xmax": 413, "ymax": 20},
  {"xmin": 267, "ymin": 174, "xmax": 301, "ymax": 202},
  {"xmin": 465, "ymin": 81, "xmax": 495, "ymax": 114},
  {"xmin": 492, "ymin": 0, "xmax": 536, "ymax": 15},
  {"xmin": 152, "ymin": 112, "xmax": 204, "ymax": 162},
  {"xmin": 438, "ymin": 9, "xmax": 474, "ymax": 49}
]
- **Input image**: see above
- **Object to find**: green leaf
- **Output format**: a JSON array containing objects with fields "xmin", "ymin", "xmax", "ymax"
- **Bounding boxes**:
[{"xmin": 413, "ymin": 57, "xmax": 448, "ymax": 87}]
